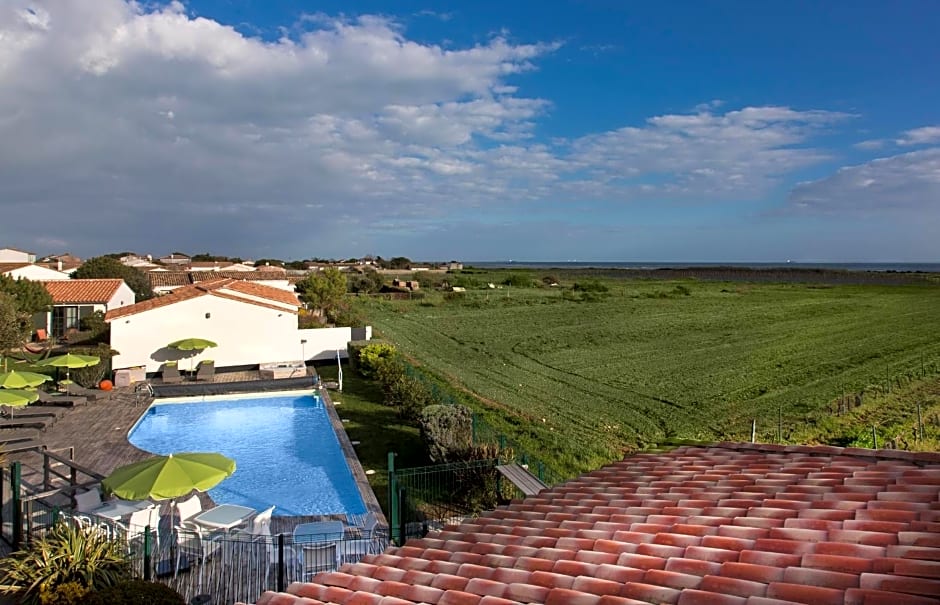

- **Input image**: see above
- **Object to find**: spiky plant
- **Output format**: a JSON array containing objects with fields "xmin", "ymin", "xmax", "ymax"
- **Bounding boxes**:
[{"xmin": 0, "ymin": 521, "xmax": 132, "ymax": 605}]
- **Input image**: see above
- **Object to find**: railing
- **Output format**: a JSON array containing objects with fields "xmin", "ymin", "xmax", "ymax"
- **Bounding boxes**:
[{"xmin": 9, "ymin": 500, "xmax": 390, "ymax": 605}]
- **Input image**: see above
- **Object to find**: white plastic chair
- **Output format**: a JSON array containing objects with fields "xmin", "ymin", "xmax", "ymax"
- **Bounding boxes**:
[
  {"xmin": 174, "ymin": 525, "xmax": 223, "ymax": 590},
  {"xmin": 74, "ymin": 489, "xmax": 103, "ymax": 513},
  {"xmin": 300, "ymin": 542, "xmax": 338, "ymax": 580},
  {"xmin": 175, "ymin": 494, "xmax": 202, "ymax": 527}
]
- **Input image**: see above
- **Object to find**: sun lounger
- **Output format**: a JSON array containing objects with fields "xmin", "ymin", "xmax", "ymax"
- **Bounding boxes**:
[
  {"xmin": 66, "ymin": 383, "xmax": 109, "ymax": 401},
  {"xmin": 35, "ymin": 390, "xmax": 87, "ymax": 407},
  {"xmin": 0, "ymin": 418, "xmax": 50, "ymax": 431},
  {"xmin": 161, "ymin": 363, "xmax": 182, "ymax": 384},
  {"xmin": 1, "ymin": 408, "xmax": 63, "ymax": 421},
  {"xmin": 196, "ymin": 360, "xmax": 215, "ymax": 382},
  {"xmin": 0, "ymin": 439, "xmax": 45, "ymax": 454}
]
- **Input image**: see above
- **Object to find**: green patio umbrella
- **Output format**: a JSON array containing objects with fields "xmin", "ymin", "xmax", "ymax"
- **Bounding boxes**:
[
  {"xmin": 37, "ymin": 353, "xmax": 100, "ymax": 387},
  {"xmin": 102, "ymin": 452, "xmax": 236, "ymax": 501},
  {"xmin": 0, "ymin": 389, "xmax": 40, "ymax": 418},
  {"xmin": 0, "ymin": 370, "xmax": 52, "ymax": 389},
  {"xmin": 168, "ymin": 338, "xmax": 217, "ymax": 374}
]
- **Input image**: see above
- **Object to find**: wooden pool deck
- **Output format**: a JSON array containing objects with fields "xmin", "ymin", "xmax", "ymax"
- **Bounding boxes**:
[{"xmin": 2, "ymin": 369, "xmax": 385, "ymax": 605}]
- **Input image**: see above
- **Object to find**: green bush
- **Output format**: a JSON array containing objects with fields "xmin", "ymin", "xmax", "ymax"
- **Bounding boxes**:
[
  {"xmin": 358, "ymin": 342, "xmax": 398, "ymax": 379},
  {"xmin": 67, "ymin": 344, "xmax": 118, "ymax": 388},
  {"xmin": 40, "ymin": 581, "xmax": 90, "ymax": 605},
  {"xmin": 79, "ymin": 580, "xmax": 185, "ymax": 605},
  {"xmin": 573, "ymin": 280, "xmax": 609, "ymax": 293},
  {"xmin": 0, "ymin": 522, "xmax": 131, "ymax": 605},
  {"xmin": 502, "ymin": 272, "xmax": 534, "ymax": 288},
  {"xmin": 418, "ymin": 404, "xmax": 474, "ymax": 462}
]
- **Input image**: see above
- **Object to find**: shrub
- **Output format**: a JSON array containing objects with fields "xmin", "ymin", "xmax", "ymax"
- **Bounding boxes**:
[
  {"xmin": 502, "ymin": 272, "xmax": 534, "ymax": 288},
  {"xmin": 573, "ymin": 280, "xmax": 609, "ymax": 293},
  {"xmin": 40, "ymin": 581, "xmax": 90, "ymax": 605},
  {"xmin": 358, "ymin": 342, "xmax": 398, "ymax": 379},
  {"xmin": 67, "ymin": 344, "xmax": 119, "ymax": 388},
  {"xmin": 418, "ymin": 404, "xmax": 474, "ymax": 463},
  {"xmin": 79, "ymin": 580, "xmax": 185, "ymax": 605},
  {"xmin": 0, "ymin": 522, "xmax": 131, "ymax": 605}
]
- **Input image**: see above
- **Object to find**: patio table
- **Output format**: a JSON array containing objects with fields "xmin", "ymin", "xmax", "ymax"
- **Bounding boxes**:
[
  {"xmin": 190, "ymin": 504, "xmax": 256, "ymax": 532},
  {"xmin": 293, "ymin": 520, "xmax": 344, "ymax": 543},
  {"xmin": 93, "ymin": 499, "xmax": 153, "ymax": 521}
]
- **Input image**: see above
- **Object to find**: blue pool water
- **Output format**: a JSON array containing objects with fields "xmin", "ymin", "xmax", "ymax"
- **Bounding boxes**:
[{"xmin": 129, "ymin": 393, "xmax": 366, "ymax": 516}]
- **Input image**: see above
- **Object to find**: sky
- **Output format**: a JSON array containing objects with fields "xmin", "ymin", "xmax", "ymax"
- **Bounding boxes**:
[{"xmin": 1, "ymin": 1, "xmax": 938, "ymax": 262}]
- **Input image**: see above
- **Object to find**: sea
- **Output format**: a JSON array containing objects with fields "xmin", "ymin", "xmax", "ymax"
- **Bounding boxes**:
[{"xmin": 470, "ymin": 261, "xmax": 940, "ymax": 273}]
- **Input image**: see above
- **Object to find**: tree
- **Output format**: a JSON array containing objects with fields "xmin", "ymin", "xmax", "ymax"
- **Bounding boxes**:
[
  {"xmin": 295, "ymin": 268, "xmax": 346, "ymax": 318},
  {"xmin": 0, "ymin": 274, "xmax": 53, "ymax": 315},
  {"xmin": 418, "ymin": 404, "xmax": 474, "ymax": 463},
  {"xmin": 347, "ymin": 268, "xmax": 384, "ymax": 294},
  {"xmin": 387, "ymin": 256, "xmax": 412, "ymax": 270},
  {"xmin": 72, "ymin": 256, "xmax": 154, "ymax": 301},
  {"xmin": 0, "ymin": 293, "xmax": 31, "ymax": 369}
]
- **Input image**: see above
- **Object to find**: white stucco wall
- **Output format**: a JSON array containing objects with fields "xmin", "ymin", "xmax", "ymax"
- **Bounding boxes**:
[
  {"xmin": 107, "ymin": 282, "xmax": 136, "ymax": 310},
  {"xmin": 0, "ymin": 249, "xmax": 34, "ymax": 263},
  {"xmin": 4, "ymin": 265, "xmax": 70, "ymax": 281},
  {"xmin": 298, "ymin": 326, "xmax": 372, "ymax": 361},
  {"xmin": 109, "ymin": 295, "xmax": 300, "ymax": 373}
]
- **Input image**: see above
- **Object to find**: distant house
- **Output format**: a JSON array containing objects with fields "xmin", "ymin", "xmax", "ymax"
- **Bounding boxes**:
[
  {"xmin": 148, "ymin": 271, "xmax": 193, "ymax": 296},
  {"xmin": 41, "ymin": 279, "xmax": 135, "ymax": 337},
  {"xmin": 158, "ymin": 253, "xmax": 191, "ymax": 265},
  {"xmin": 37, "ymin": 254, "xmax": 82, "ymax": 275},
  {"xmin": 0, "ymin": 262, "xmax": 71, "ymax": 282},
  {"xmin": 0, "ymin": 248, "xmax": 36, "ymax": 263},
  {"xmin": 106, "ymin": 278, "xmax": 370, "ymax": 373},
  {"xmin": 447, "ymin": 261, "xmax": 463, "ymax": 271},
  {"xmin": 392, "ymin": 279, "xmax": 420, "ymax": 291}
]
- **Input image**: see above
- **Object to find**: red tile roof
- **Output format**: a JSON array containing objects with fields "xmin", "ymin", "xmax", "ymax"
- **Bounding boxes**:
[
  {"xmin": 42, "ymin": 279, "xmax": 126, "ymax": 304},
  {"xmin": 250, "ymin": 443, "xmax": 940, "ymax": 605},
  {"xmin": 104, "ymin": 278, "xmax": 298, "ymax": 321},
  {"xmin": 0, "ymin": 262, "xmax": 31, "ymax": 273},
  {"xmin": 190, "ymin": 270, "xmax": 293, "ymax": 282}
]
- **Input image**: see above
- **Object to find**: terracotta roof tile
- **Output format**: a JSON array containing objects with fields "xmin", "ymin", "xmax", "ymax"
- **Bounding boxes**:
[
  {"xmin": 255, "ymin": 444, "xmax": 940, "ymax": 605},
  {"xmin": 41, "ymin": 279, "xmax": 126, "ymax": 304},
  {"xmin": 105, "ymin": 278, "xmax": 298, "ymax": 321}
]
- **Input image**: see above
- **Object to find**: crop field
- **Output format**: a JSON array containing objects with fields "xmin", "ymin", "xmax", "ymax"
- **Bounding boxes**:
[{"xmin": 357, "ymin": 275, "xmax": 940, "ymax": 476}]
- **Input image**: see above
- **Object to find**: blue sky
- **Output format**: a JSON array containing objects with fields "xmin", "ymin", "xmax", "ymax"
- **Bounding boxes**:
[{"xmin": 0, "ymin": 1, "xmax": 938, "ymax": 261}]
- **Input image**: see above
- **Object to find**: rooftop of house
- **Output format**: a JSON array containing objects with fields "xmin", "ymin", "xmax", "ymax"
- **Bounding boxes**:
[
  {"xmin": 252, "ymin": 442, "xmax": 940, "ymax": 605},
  {"xmin": 41, "ymin": 278, "xmax": 127, "ymax": 304},
  {"xmin": 105, "ymin": 277, "xmax": 299, "ymax": 320},
  {"xmin": 0, "ymin": 262, "xmax": 30, "ymax": 274}
]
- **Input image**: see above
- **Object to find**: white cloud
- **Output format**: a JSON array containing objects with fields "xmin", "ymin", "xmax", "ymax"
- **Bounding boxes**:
[
  {"xmin": 853, "ymin": 139, "xmax": 885, "ymax": 150},
  {"xmin": 896, "ymin": 126, "xmax": 940, "ymax": 146},
  {"xmin": 0, "ymin": 0, "xmax": 855, "ymax": 257},
  {"xmin": 788, "ymin": 148, "xmax": 940, "ymax": 214}
]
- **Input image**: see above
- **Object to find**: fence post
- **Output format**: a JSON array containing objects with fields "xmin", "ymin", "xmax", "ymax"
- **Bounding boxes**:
[
  {"xmin": 871, "ymin": 425, "xmax": 878, "ymax": 449},
  {"xmin": 387, "ymin": 452, "xmax": 399, "ymax": 546},
  {"xmin": 277, "ymin": 533, "xmax": 285, "ymax": 593},
  {"xmin": 751, "ymin": 419, "xmax": 756, "ymax": 443},
  {"xmin": 498, "ymin": 434, "xmax": 506, "ymax": 452},
  {"xmin": 143, "ymin": 525, "xmax": 152, "ymax": 581},
  {"xmin": 11, "ymin": 461, "xmax": 22, "ymax": 549},
  {"xmin": 537, "ymin": 461, "xmax": 544, "ymax": 482},
  {"xmin": 471, "ymin": 414, "xmax": 477, "ymax": 444}
]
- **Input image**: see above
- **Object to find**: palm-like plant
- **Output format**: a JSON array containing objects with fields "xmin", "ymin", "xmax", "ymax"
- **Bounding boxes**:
[{"xmin": 0, "ymin": 521, "xmax": 132, "ymax": 605}]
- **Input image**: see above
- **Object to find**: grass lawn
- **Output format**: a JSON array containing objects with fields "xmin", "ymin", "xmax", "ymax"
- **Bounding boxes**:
[
  {"xmin": 314, "ymin": 363, "xmax": 429, "ymax": 514},
  {"xmin": 357, "ymin": 276, "xmax": 940, "ymax": 477}
]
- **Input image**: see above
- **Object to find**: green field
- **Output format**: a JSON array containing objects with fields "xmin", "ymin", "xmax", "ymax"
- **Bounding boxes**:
[{"xmin": 357, "ymin": 275, "xmax": 940, "ymax": 476}]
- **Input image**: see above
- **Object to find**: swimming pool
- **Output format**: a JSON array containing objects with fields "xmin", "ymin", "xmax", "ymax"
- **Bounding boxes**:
[{"xmin": 129, "ymin": 392, "xmax": 367, "ymax": 517}]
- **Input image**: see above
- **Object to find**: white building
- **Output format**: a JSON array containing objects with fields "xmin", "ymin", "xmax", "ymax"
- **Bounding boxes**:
[
  {"xmin": 41, "ymin": 279, "xmax": 136, "ymax": 337},
  {"xmin": 106, "ymin": 278, "xmax": 368, "ymax": 374},
  {"xmin": 0, "ymin": 248, "xmax": 36, "ymax": 263},
  {"xmin": 1, "ymin": 263, "xmax": 71, "ymax": 281}
]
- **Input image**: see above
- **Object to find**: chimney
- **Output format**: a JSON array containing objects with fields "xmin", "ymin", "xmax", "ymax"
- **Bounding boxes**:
[{"xmin": 57, "ymin": 260, "xmax": 62, "ymax": 271}]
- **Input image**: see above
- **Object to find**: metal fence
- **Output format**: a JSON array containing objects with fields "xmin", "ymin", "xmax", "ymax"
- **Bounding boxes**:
[{"xmin": 4, "ymin": 495, "xmax": 388, "ymax": 605}]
